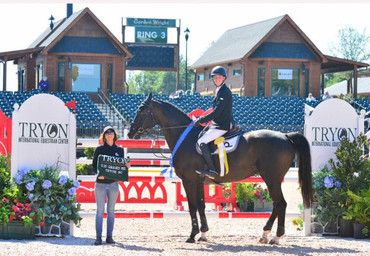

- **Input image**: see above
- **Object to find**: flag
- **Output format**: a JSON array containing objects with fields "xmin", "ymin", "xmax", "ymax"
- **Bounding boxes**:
[{"xmin": 65, "ymin": 100, "xmax": 76, "ymax": 110}]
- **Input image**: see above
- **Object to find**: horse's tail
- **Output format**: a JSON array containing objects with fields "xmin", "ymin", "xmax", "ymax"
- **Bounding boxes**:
[{"xmin": 286, "ymin": 132, "xmax": 313, "ymax": 208}]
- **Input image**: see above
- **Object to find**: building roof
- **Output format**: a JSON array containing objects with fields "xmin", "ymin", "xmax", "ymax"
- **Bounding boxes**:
[
  {"xmin": 28, "ymin": 9, "xmax": 85, "ymax": 49},
  {"xmin": 0, "ymin": 7, "xmax": 132, "ymax": 61},
  {"xmin": 325, "ymin": 77, "xmax": 370, "ymax": 95},
  {"xmin": 190, "ymin": 14, "xmax": 325, "ymax": 69}
]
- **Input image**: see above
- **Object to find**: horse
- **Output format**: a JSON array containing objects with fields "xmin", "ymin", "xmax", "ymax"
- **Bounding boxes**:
[{"xmin": 127, "ymin": 93, "xmax": 313, "ymax": 245}]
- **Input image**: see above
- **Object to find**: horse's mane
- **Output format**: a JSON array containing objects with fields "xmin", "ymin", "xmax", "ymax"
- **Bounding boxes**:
[{"xmin": 153, "ymin": 98, "xmax": 191, "ymax": 122}]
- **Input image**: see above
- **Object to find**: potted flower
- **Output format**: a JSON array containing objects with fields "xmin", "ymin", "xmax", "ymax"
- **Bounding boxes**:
[
  {"xmin": 0, "ymin": 193, "xmax": 44, "ymax": 239},
  {"xmin": 343, "ymin": 188, "xmax": 370, "ymax": 239},
  {"xmin": 14, "ymin": 166, "xmax": 82, "ymax": 235},
  {"xmin": 313, "ymin": 166, "xmax": 346, "ymax": 234},
  {"xmin": 313, "ymin": 135, "xmax": 370, "ymax": 236},
  {"xmin": 252, "ymin": 184, "xmax": 273, "ymax": 212},
  {"xmin": 235, "ymin": 182, "xmax": 257, "ymax": 212},
  {"xmin": 0, "ymin": 155, "xmax": 44, "ymax": 240}
]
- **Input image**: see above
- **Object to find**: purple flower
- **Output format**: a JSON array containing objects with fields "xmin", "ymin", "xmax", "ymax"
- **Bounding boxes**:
[
  {"xmin": 334, "ymin": 180, "xmax": 341, "ymax": 188},
  {"xmin": 15, "ymin": 175, "xmax": 23, "ymax": 185},
  {"xmin": 28, "ymin": 193, "xmax": 34, "ymax": 201},
  {"xmin": 66, "ymin": 195, "xmax": 71, "ymax": 200},
  {"xmin": 324, "ymin": 176, "xmax": 334, "ymax": 188},
  {"xmin": 26, "ymin": 182, "xmax": 35, "ymax": 191},
  {"xmin": 68, "ymin": 187, "xmax": 76, "ymax": 195},
  {"xmin": 18, "ymin": 169, "xmax": 30, "ymax": 178},
  {"xmin": 42, "ymin": 180, "xmax": 52, "ymax": 189},
  {"xmin": 59, "ymin": 175, "xmax": 68, "ymax": 185},
  {"xmin": 73, "ymin": 180, "xmax": 80, "ymax": 189}
]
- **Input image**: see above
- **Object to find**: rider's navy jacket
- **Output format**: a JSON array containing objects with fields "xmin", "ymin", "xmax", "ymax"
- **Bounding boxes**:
[
  {"xmin": 197, "ymin": 83, "xmax": 234, "ymax": 130},
  {"xmin": 92, "ymin": 143, "xmax": 124, "ymax": 184}
]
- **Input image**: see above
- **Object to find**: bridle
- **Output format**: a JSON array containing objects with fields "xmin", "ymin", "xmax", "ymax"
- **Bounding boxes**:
[
  {"xmin": 131, "ymin": 103, "xmax": 192, "ymax": 136},
  {"xmin": 129, "ymin": 102, "xmax": 196, "ymax": 159},
  {"xmin": 130, "ymin": 104, "xmax": 156, "ymax": 137}
]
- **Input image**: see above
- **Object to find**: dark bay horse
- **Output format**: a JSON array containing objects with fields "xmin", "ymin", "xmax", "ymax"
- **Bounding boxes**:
[{"xmin": 128, "ymin": 93, "xmax": 313, "ymax": 244}]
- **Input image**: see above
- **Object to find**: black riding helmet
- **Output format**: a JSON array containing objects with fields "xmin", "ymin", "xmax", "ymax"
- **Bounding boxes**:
[{"xmin": 211, "ymin": 66, "xmax": 227, "ymax": 78}]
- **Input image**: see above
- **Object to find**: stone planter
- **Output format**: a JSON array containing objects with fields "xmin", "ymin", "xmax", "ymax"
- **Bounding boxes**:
[
  {"xmin": 0, "ymin": 221, "xmax": 35, "ymax": 240},
  {"xmin": 238, "ymin": 200, "xmax": 254, "ymax": 212},
  {"xmin": 254, "ymin": 200, "xmax": 273, "ymax": 212},
  {"xmin": 339, "ymin": 217, "xmax": 353, "ymax": 237},
  {"xmin": 353, "ymin": 223, "xmax": 367, "ymax": 239}
]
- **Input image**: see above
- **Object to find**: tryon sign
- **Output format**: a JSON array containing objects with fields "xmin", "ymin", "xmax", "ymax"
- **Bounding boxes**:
[
  {"xmin": 304, "ymin": 99, "xmax": 364, "ymax": 172},
  {"xmin": 11, "ymin": 94, "xmax": 76, "ymax": 178}
]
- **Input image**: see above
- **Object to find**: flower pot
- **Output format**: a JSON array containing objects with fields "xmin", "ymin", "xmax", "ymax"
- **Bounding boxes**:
[
  {"xmin": 353, "ymin": 223, "xmax": 367, "ymax": 239},
  {"xmin": 339, "ymin": 217, "xmax": 353, "ymax": 237},
  {"xmin": 254, "ymin": 200, "xmax": 273, "ymax": 212},
  {"xmin": 238, "ymin": 201, "xmax": 254, "ymax": 212},
  {"xmin": 0, "ymin": 221, "xmax": 35, "ymax": 240}
]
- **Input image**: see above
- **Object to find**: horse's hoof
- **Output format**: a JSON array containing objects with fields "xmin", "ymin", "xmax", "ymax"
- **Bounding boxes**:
[
  {"xmin": 186, "ymin": 238, "xmax": 196, "ymax": 243},
  {"xmin": 268, "ymin": 237, "xmax": 282, "ymax": 245},
  {"xmin": 258, "ymin": 237, "xmax": 268, "ymax": 244},
  {"xmin": 268, "ymin": 239, "xmax": 278, "ymax": 245},
  {"xmin": 198, "ymin": 236, "xmax": 207, "ymax": 242}
]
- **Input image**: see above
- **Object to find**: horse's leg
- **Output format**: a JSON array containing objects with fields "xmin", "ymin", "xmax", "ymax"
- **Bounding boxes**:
[
  {"xmin": 259, "ymin": 206, "xmax": 278, "ymax": 244},
  {"xmin": 197, "ymin": 182, "xmax": 208, "ymax": 242},
  {"xmin": 182, "ymin": 180, "xmax": 200, "ymax": 243},
  {"xmin": 266, "ymin": 183, "xmax": 287, "ymax": 245}
]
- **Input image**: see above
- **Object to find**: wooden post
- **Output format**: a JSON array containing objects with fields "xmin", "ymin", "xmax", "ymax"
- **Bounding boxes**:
[
  {"xmin": 353, "ymin": 65, "xmax": 358, "ymax": 99},
  {"xmin": 2, "ymin": 58, "xmax": 7, "ymax": 91}
]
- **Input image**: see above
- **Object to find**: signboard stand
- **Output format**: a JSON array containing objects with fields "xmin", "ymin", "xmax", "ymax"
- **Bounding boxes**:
[{"xmin": 122, "ymin": 17, "xmax": 181, "ymax": 90}]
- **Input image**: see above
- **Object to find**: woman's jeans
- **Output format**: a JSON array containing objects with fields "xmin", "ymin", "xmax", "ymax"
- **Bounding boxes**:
[{"xmin": 95, "ymin": 182, "xmax": 119, "ymax": 237}]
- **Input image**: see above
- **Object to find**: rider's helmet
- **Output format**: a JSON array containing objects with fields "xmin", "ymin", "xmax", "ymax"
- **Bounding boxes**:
[{"xmin": 210, "ymin": 66, "xmax": 227, "ymax": 78}]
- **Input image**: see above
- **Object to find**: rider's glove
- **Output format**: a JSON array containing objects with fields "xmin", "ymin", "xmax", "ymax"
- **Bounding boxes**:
[{"xmin": 194, "ymin": 118, "xmax": 202, "ymax": 127}]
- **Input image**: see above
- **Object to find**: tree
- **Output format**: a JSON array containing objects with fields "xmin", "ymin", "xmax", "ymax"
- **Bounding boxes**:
[
  {"xmin": 126, "ymin": 55, "xmax": 194, "ymax": 95},
  {"xmin": 329, "ymin": 26, "xmax": 370, "ymax": 63},
  {"xmin": 326, "ymin": 26, "xmax": 370, "ymax": 88}
]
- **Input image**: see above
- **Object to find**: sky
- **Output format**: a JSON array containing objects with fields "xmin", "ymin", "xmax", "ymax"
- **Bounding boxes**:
[{"xmin": 1, "ymin": 1, "xmax": 370, "ymax": 91}]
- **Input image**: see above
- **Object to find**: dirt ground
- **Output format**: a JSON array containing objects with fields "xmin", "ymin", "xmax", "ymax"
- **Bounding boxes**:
[{"xmin": 1, "ymin": 217, "xmax": 369, "ymax": 256}]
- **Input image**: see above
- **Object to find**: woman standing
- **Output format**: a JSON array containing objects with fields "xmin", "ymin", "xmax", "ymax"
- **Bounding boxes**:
[{"xmin": 92, "ymin": 126, "xmax": 130, "ymax": 245}]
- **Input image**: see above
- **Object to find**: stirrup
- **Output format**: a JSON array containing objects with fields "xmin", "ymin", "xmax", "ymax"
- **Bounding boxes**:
[{"xmin": 195, "ymin": 169, "xmax": 217, "ymax": 179}]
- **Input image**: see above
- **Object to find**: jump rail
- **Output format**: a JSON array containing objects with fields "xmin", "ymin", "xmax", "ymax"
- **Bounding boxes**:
[{"xmin": 76, "ymin": 138, "xmax": 301, "ymax": 218}]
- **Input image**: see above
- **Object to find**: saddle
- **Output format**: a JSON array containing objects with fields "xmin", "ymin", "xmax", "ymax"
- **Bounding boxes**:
[{"xmin": 196, "ymin": 126, "xmax": 243, "ymax": 155}]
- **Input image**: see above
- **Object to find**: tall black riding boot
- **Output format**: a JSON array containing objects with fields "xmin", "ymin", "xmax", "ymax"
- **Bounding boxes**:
[{"xmin": 196, "ymin": 143, "xmax": 217, "ymax": 179}]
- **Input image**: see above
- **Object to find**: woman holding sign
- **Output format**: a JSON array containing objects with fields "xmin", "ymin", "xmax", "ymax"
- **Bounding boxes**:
[{"xmin": 92, "ymin": 126, "xmax": 130, "ymax": 245}]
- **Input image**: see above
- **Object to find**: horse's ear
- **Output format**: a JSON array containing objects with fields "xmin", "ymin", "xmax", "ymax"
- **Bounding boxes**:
[{"xmin": 145, "ymin": 92, "xmax": 152, "ymax": 103}]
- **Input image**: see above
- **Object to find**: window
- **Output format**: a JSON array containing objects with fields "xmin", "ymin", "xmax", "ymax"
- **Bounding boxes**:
[
  {"xmin": 233, "ymin": 69, "xmax": 241, "ymax": 76},
  {"xmin": 197, "ymin": 73, "xmax": 204, "ymax": 81},
  {"xmin": 37, "ymin": 63, "xmax": 43, "ymax": 83},
  {"xmin": 58, "ymin": 62, "xmax": 65, "ymax": 92},
  {"xmin": 71, "ymin": 63, "xmax": 101, "ymax": 92},
  {"xmin": 271, "ymin": 68, "xmax": 299, "ymax": 97},
  {"xmin": 257, "ymin": 68, "xmax": 265, "ymax": 96}
]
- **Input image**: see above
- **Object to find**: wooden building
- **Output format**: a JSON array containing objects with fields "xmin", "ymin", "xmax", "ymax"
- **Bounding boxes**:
[
  {"xmin": 0, "ymin": 6, "xmax": 132, "ymax": 94},
  {"xmin": 190, "ymin": 15, "xmax": 368, "ymax": 98}
]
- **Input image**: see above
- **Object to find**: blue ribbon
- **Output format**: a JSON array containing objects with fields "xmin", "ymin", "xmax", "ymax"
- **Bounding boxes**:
[{"xmin": 161, "ymin": 121, "xmax": 194, "ymax": 177}]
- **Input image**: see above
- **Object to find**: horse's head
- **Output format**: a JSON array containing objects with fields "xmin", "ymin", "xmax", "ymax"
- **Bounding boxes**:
[{"xmin": 128, "ymin": 92, "xmax": 157, "ymax": 139}]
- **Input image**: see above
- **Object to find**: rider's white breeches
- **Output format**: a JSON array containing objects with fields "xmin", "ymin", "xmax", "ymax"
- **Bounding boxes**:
[{"xmin": 197, "ymin": 128, "xmax": 227, "ymax": 146}]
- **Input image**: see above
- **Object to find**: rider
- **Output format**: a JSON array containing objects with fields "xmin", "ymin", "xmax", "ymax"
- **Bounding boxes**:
[{"xmin": 194, "ymin": 66, "xmax": 235, "ymax": 179}]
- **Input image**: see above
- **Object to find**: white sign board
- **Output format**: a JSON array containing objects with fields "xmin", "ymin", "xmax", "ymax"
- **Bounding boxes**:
[
  {"xmin": 11, "ymin": 94, "xmax": 76, "ymax": 178},
  {"xmin": 304, "ymin": 98, "xmax": 364, "ymax": 172},
  {"xmin": 278, "ymin": 69, "xmax": 293, "ymax": 80}
]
